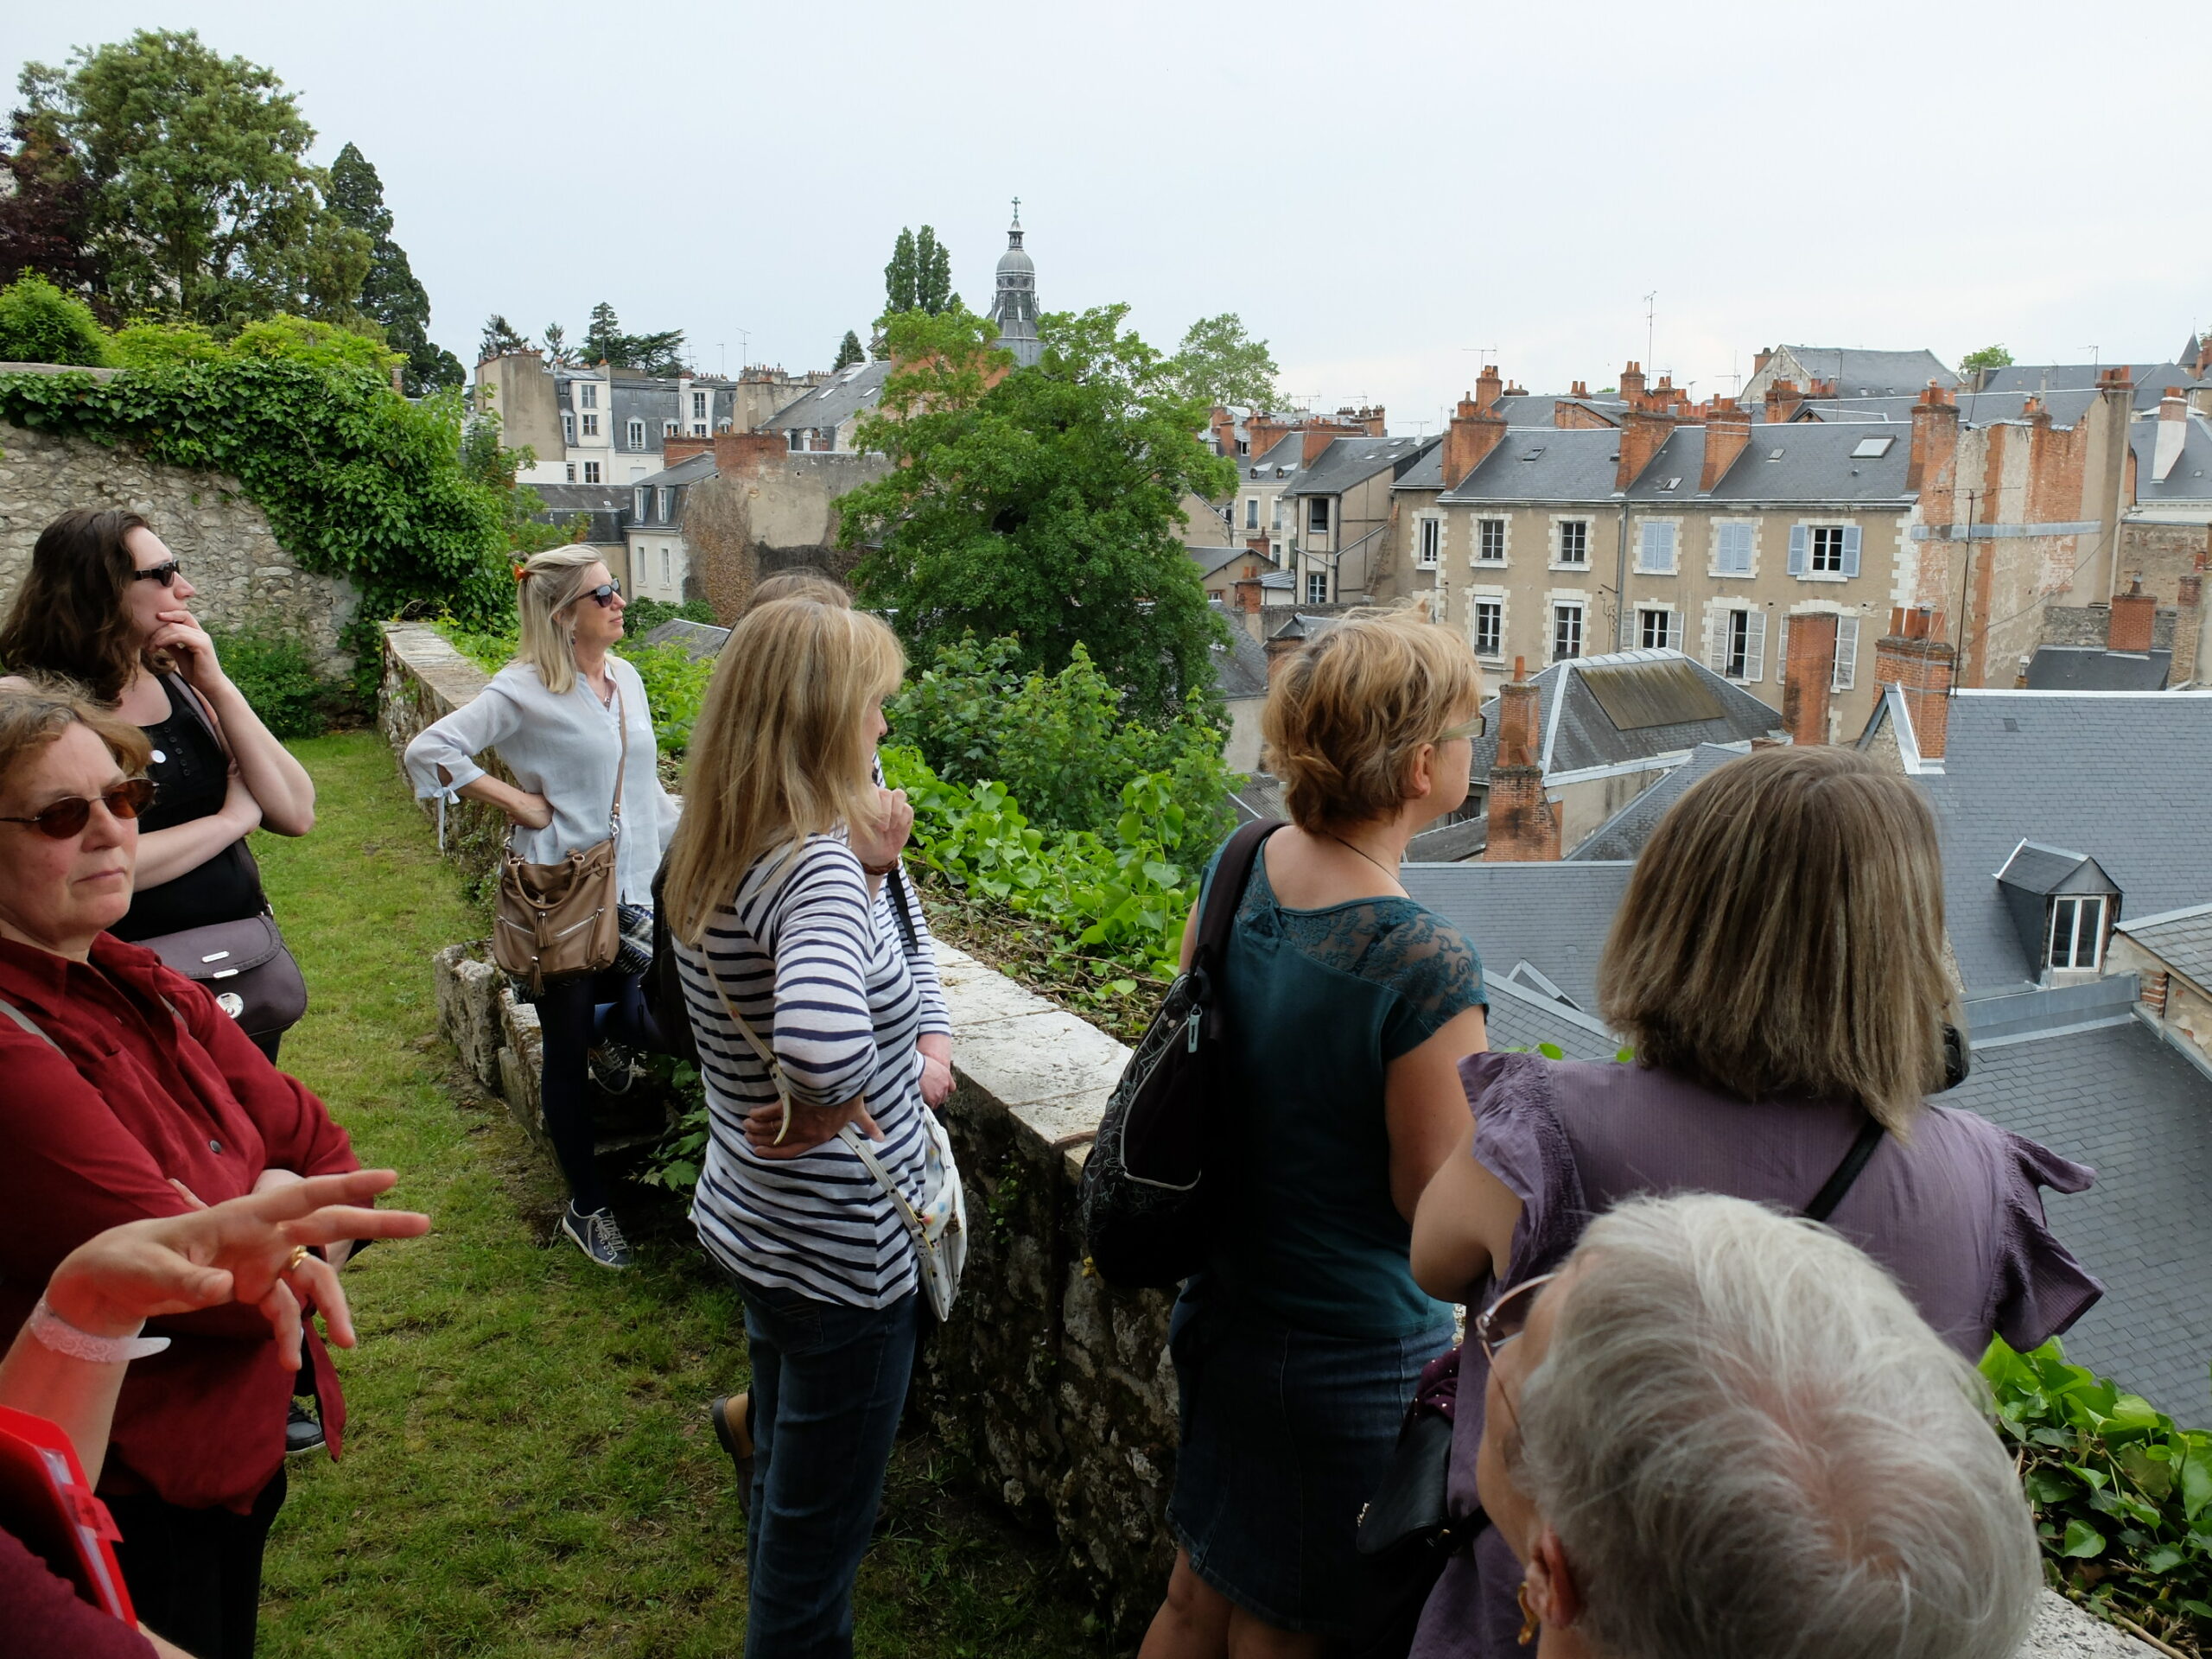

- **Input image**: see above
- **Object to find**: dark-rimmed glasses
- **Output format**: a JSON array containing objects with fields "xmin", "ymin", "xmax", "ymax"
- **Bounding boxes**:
[
  {"xmin": 0, "ymin": 778, "xmax": 156, "ymax": 840},
  {"xmin": 1475, "ymin": 1272, "xmax": 1557, "ymax": 1435},
  {"xmin": 131, "ymin": 560, "xmax": 183, "ymax": 588},
  {"xmin": 585, "ymin": 580, "xmax": 623, "ymax": 609}
]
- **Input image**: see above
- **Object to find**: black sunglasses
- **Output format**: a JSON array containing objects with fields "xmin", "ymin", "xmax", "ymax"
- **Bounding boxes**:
[
  {"xmin": 131, "ymin": 560, "xmax": 183, "ymax": 588},
  {"xmin": 585, "ymin": 580, "xmax": 622, "ymax": 609},
  {"xmin": 0, "ymin": 778, "xmax": 156, "ymax": 840}
]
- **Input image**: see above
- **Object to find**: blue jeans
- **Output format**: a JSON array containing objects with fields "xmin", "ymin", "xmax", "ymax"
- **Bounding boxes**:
[{"xmin": 731, "ymin": 1273, "xmax": 920, "ymax": 1659}]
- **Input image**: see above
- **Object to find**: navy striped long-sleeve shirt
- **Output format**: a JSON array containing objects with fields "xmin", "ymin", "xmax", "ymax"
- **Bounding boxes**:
[{"xmin": 678, "ymin": 834, "xmax": 931, "ymax": 1306}]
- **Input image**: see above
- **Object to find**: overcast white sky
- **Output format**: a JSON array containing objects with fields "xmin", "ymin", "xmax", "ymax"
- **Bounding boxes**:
[{"xmin": 14, "ymin": 0, "xmax": 2209, "ymax": 431}]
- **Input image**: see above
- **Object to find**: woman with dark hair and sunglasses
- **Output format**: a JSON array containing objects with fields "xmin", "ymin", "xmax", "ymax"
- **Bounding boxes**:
[
  {"xmin": 404, "ymin": 548, "xmax": 678, "ymax": 1270},
  {"xmin": 0, "ymin": 684, "xmax": 365, "ymax": 1659},
  {"xmin": 0, "ymin": 511, "xmax": 318, "ymax": 1059}
]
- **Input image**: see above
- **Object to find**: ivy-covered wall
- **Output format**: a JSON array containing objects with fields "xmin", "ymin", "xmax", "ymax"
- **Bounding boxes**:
[{"xmin": 0, "ymin": 415, "xmax": 360, "ymax": 671}]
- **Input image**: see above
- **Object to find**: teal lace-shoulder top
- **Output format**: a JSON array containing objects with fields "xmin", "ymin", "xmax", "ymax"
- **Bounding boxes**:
[{"xmin": 1193, "ymin": 838, "xmax": 1486, "ymax": 1338}]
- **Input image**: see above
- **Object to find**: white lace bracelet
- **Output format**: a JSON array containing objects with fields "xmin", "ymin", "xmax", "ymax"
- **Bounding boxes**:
[{"xmin": 26, "ymin": 1298, "xmax": 171, "ymax": 1363}]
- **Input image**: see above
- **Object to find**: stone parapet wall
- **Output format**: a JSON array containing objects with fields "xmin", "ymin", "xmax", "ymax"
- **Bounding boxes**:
[
  {"xmin": 0, "ymin": 420, "xmax": 359, "ymax": 673},
  {"xmin": 378, "ymin": 623, "xmax": 516, "ymax": 888},
  {"xmin": 381, "ymin": 617, "xmax": 2147, "ymax": 1655}
]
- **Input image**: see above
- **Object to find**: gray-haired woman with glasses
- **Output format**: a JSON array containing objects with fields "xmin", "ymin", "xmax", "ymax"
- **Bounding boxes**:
[
  {"xmin": 0, "ymin": 509, "xmax": 318, "ymax": 1060},
  {"xmin": 406, "ymin": 547, "xmax": 678, "ymax": 1270}
]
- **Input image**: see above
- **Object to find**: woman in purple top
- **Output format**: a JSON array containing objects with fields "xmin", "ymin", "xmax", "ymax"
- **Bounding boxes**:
[{"xmin": 1405, "ymin": 746, "xmax": 2102, "ymax": 1659}]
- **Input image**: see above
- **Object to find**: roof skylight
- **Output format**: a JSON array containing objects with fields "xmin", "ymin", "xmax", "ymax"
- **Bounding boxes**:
[
  {"xmin": 1851, "ymin": 435, "xmax": 1897, "ymax": 458},
  {"xmin": 1766, "ymin": 448, "xmax": 1786, "ymax": 461}
]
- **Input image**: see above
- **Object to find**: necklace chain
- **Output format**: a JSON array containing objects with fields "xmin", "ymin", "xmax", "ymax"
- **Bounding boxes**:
[{"xmin": 1326, "ymin": 830, "xmax": 1402, "ymax": 886}]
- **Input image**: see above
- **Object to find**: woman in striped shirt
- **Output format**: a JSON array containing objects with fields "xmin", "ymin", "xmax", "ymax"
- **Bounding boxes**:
[{"xmin": 660, "ymin": 597, "xmax": 930, "ymax": 1659}]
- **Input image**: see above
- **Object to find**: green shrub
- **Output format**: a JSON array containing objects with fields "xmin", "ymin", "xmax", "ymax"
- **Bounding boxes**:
[
  {"xmin": 623, "ymin": 595, "xmax": 716, "ymax": 635},
  {"xmin": 213, "ymin": 629, "xmax": 334, "ymax": 738},
  {"xmin": 1982, "ymin": 1338, "xmax": 2212, "ymax": 1650},
  {"xmin": 0, "ymin": 275, "xmax": 111, "ymax": 367},
  {"xmin": 890, "ymin": 634, "xmax": 1238, "ymax": 843}
]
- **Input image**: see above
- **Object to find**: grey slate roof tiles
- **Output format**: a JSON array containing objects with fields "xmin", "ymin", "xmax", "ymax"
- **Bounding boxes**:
[
  {"xmin": 2117, "ymin": 903, "xmax": 2212, "ymax": 991},
  {"xmin": 1915, "ymin": 691, "xmax": 2212, "ymax": 994},
  {"xmin": 1565, "ymin": 742, "xmax": 1743, "ymax": 861},
  {"xmin": 1481, "ymin": 975, "xmax": 1624, "ymax": 1060},
  {"xmin": 1281, "ymin": 435, "xmax": 1434, "ymax": 497},
  {"xmin": 2024, "ymin": 646, "xmax": 2172, "ymax": 692},
  {"xmin": 765, "ymin": 359, "xmax": 891, "ymax": 435},
  {"xmin": 1772, "ymin": 346, "xmax": 1960, "ymax": 396},
  {"xmin": 1942, "ymin": 1018, "xmax": 2212, "ymax": 1423},
  {"xmin": 1465, "ymin": 651, "xmax": 1782, "ymax": 780},
  {"xmin": 2129, "ymin": 411, "xmax": 2212, "ymax": 503},
  {"xmin": 1397, "ymin": 860, "xmax": 1636, "ymax": 1012}
]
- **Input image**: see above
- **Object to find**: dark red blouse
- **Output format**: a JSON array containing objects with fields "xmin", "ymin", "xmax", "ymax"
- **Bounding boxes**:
[{"xmin": 0, "ymin": 936, "xmax": 359, "ymax": 1514}]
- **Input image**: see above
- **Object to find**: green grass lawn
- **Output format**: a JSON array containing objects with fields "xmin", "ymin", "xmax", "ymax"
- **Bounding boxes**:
[{"xmin": 251, "ymin": 732, "xmax": 1116, "ymax": 1658}]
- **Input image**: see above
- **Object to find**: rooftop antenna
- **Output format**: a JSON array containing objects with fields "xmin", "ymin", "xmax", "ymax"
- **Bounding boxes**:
[
  {"xmin": 1644, "ymin": 291, "xmax": 1657, "ymax": 374},
  {"xmin": 736, "ymin": 328, "xmax": 750, "ymax": 372},
  {"xmin": 2082, "ymin": 344, "xmax": 2101, "ymax": 366},
  {"xmin": 716, "ymin": 343, "xmax": 727, "ymax": 378}
]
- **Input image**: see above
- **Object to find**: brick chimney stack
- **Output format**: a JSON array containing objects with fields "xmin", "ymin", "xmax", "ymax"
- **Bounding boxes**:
[
  {"xmin": 1906, "ymin": 382, "xmax": 1959, "ymax": 498},
  {"xmin": 1569, "ymin": 380, "xmax": 1588, "ymax": 398},
  {"xmin": 2109, "ymin": 576, "xmax": 2157, "ymax": 652},
  {"xmin": 1302, "ymin": 427, "xmax": 1341, "ymax": 465},
  {"xmin": 1752, "ymin": 348, "xmax": 1773, "ymax": 377},
  {"xmin": 1618, "ymin": 361, "xmax": 1647, "ymax": 407},
  {"xmin": 1782, "ymin": 612, "xmax": 1838, "ymax": 746},
  {"xmin": 1442, "ymin": 392, "xmax": 1510, "ymax": 490},
  {"xmin": 1249, "ymin": 413, "xmax": 1287, "ymax": 461},
  {"xmin": 2174, "ymin": 545, "xmax": 2206, "ymax": 685},
  {"xmin": 1475, "ymin": 365, "xmax": 1503, "ymax": 410},
  {"xmin": 1616, "ymin": 407, "xmax": 1677, "ymax": 492},
  {"xmin": 1764, "ymin": 378, "xmax": 1805, "ymax": 425},
  {"xmin": 1874, "ymin": 607, "xmax": 1956, "ymax": 760},
  {"xmin": 1701, "ymin": 397, "xmax": 1752, "ymax": 492},
  {"xmin": 1359, "ymin": 405, "xmax": 1387, "ymax": 437},
  {"xmin": 1211, "ymin": 406, "xmax": 1237, "ymax": 456},
  {"xmin": 1484, "ymin": 662, "xmax": 1560, "ymax": 861}
]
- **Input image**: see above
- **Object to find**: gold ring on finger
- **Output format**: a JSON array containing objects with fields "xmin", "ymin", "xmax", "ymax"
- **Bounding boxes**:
[{"xmin": 285, "ymin": 1244, "xmax": 311, "ymax": 1274}]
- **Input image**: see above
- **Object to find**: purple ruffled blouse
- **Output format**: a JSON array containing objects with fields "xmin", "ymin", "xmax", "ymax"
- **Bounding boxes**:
[{"xmin": 1410, "ymin": 1051, "xmax": 2103, "ymax": 1659}]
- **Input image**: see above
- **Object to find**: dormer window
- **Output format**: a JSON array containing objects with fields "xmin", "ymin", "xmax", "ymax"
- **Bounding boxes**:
[
  {"xmin": 1995, "ymin": 841, "xmax": 2120, "ymax": 980},
  {"xmin": 634, "ymin": 487, "xmax": 650, "ymax": 520},
  {"xmin": 2048, "ymin": 896, "xmax": 2107, "ymax": 971}
]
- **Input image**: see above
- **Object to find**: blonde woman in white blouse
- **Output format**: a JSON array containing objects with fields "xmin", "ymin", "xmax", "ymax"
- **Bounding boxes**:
[{"xmin": 404, "ymin": 547, "xmax": 679, "ymax": 1268}]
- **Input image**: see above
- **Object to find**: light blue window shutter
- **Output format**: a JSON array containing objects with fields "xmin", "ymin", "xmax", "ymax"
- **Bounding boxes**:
[
  {"xmin": 1788, "ymin": 524, "xmax": 1808, "ymax": 576},
  {"xmin": 1841, "ymin": 524, "xmax": 1863, "ymax": 577}
]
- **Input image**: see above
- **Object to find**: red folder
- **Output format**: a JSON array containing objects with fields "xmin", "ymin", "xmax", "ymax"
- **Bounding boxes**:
[{"xmin": 0, "ymin": 1404, "xmax": 134, "ymax": 1622}]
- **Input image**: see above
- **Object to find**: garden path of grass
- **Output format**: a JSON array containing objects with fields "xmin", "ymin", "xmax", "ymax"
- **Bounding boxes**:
[{"xmin": 251, "ymin": 732, "xmax": 1116, "ymax": 1658}]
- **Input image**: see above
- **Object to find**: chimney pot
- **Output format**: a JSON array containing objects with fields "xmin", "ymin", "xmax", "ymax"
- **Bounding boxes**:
[
  {"xmin": 1875, "ymin": 608, "xmax": 1956, "ymax": 759},
  {"xmin": 1616, "ymin": 406, "xmax": 1677, "ymax": 492},
  {"xmin": 1442, "ymin": 396, "xmax": 1509, "ymax": 490}
]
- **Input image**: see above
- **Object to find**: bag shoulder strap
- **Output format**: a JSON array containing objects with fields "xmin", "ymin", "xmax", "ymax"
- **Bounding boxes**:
[
  {"xmin": 1193, "ymin": 819, "xmax": 1283, "ymax": 972},
  {"xmin": 162, "ymin": 672, "xmax": 232, "ymax": 762},
  {"xmin": 0, "ymin": 998, "xmax": 57, "ymax": 1052},
  {"xmin": 607, "ymin": 676, "xmax": 629, "ymax": 831},
  {"xmin": 1803, "ymin": 1116, "xmax": 1885, "ymax": 1224}
]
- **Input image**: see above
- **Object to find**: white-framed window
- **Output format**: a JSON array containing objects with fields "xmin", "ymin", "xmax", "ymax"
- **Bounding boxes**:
[
  {"xmin": 1637, "ymin": 520, "xmax": 1678, "ymax": 574},
  {"xmin": 664, "ymin": 420, "xmax": 679, "ymax": 437},
  {"xmin": 788, "ymin": 429, "xmax": 805, "ymax": 452},
  {"xmin": 580, "ymin": 384, "xmax": 598, "ymax": 410},
  {"xmin": 691, "ymin": 422, "xmax": 708, "ymax": 436},
  {"xmin": 563, "ymin": 413, "xmax": 575, "ymax": 444},
  {"xmin": 1713, "ymin": 521, "xmax": 1753, "ymax": 575},
  {"xmin": 583, "ymin": 461, "xmax": 601, "ymax": 484},
  {"xmin": 1834, "ymin": 615, "xmax": 1859, "ymax": 690},
  {"xmin": 1271, "ymin": 495, "xmax": 1283, "ymax": 531},
  {"xmin": 1473, "ymin": 600, "xmax": 1503, "ymax": 658},
  {"xmin": 1708, "ymin": 606, "xmax": 1766, "ymax": 682},
  {"xmin": 2048, "ymin": 896, "xmax": 2106, "ymax": 971},
  {"xmin": 1477, "ymin": 518, "xmax": 1508, "ymax": 563},
  {"xmin": 1789, "ymin": 521, "xmax": 1863, "ymax": 580},
  {"xmin": 1245, "ymin": 498, "xmax": 1259, "ymax": 529},
  {"xmin": 1552, "ymin": 602, "xmax": 1584, "ymax": 662},
  {"xmin": 692, "ymin": 391, "xmax": 708, "ymax": 420},
  {"xmin": 582, "ymin": 413, "xmax": 599, "ymax": 437},
  {"xmin": 1306, "ymin": 569, "xmax": 1329, "ymax": 603},
  {"xmin": 1418, "ymin": 518, "xmax": 1441, "ymax": 568},
  {"xmin": 1236, "ymin": 439, "xmax": 1249, "ymax": 456},
  {"xmin": 635, "ymin": 487, "xmax": 650, "ymax": 520},
  {"xmin": 1555, "ymin": 518, "xmax": 1589, "ymax": 565},
  {"xmin": 1637, "ymin": 607, "xmax": 1681, "ymax": 651},
  {"xmin": 564, "ymin": 462, "xmax": 576, "ymax": 482},
  {"xmin": 627, "ymin": 418, "xmax": 645, "ymax": 448},
  {"xmin": 662, "ymin": 546, "xmax": 672, "ymax": 588},
  {"xmin": 1309, "ymin": 497, "xmax": 1332, "ymax": 533},
  {"xmin": 658, "ymin": 487, "xmax": 674, "ymax": 519}
]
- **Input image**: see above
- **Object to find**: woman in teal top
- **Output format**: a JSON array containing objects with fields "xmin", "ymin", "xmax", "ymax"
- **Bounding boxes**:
[{"xmin": 1140, "ymin": 608, "xmax": 1491, "ymax": 1657}]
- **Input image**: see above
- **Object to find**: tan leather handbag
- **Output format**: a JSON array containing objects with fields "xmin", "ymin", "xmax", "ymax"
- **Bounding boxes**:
[{"xmin": 493, "ymin": 682, "xmax": 629, "ymax": 995}]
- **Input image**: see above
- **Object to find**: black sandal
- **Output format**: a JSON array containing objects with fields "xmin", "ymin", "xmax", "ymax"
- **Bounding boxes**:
[{"xmin": 709, "ymin": 1394, "xmax": 755, "ymax": 1525}]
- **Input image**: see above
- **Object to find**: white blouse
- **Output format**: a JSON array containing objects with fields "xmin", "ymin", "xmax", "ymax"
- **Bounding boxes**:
[{"xmin": 404, "ymin": 656, "xmax": 679, "ymax": 907}]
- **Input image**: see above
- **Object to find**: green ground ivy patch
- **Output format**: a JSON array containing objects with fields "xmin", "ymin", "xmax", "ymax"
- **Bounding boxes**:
[{"xmin": 1983, "ymin": 1338, "xmax": 2212, "ymax": 1652}]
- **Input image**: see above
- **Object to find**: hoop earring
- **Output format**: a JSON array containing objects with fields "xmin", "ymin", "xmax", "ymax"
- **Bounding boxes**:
[{"xmin": 1516, "ymin": 1580, "xmax": 1539, "ymax": 1647}]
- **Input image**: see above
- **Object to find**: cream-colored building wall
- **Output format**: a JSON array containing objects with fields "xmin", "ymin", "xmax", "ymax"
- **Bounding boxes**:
[
  {"xmin": 2107, "ymin": 938, "xmax": 2212, "ymax": 1074},
  {"xmin": 1435, "ymin": 500, "xmax": 1909, "ymax": 729}
]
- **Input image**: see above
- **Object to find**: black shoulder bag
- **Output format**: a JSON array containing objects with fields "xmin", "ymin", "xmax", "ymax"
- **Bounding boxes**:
[
  {"xmin": 1077, "ymin": 819, "xmax": 1281, "ymax": 1290},
  {"xmin": 1342, "ymin": 1110, "xmax": 1887, "ymax": 1659}
]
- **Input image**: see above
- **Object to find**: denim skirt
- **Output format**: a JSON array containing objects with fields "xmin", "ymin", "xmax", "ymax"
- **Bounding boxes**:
[{"xmin": 1165, "ymin": 1285, "xmax": 1452, "ymax": 1635}]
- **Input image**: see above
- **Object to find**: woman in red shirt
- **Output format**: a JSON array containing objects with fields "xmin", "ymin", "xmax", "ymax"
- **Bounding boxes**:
[{"xmin": 0, "ymin": 684, "xmax": 361, "ymax": 1659}]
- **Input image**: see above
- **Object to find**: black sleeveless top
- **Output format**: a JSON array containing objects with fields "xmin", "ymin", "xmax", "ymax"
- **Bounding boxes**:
[{"xmin": 109, "ymin": 676, "xmax": 266, "ymax": 942}]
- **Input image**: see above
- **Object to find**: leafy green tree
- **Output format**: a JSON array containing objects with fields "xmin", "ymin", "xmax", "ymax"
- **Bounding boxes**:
[
  {"xmin": 327, "ymin": 142, "xmax": 461, "ymax": 393},
  {"xmin": 1170, "ymin": 313, "xmax": 1279, "ymax": 410},
  {"xmin": 884, "ymin": 227, "xmax": 918, "ymax": 316},
  {"xmin": 541, "ymin": 321, "xmax": 575, "ymax": 366},
  {"xmin": 478, "ymin": 314, "xmax": 530, "ymax": 363},
  {"xmin": 833, "ymin": 329, "xmax": 865, "ymax": 371},
  {"xmin": 842, "ymin": 303, "xmax": 1236, "ymax": 724},
  {"xmin": 579, "ymin": 300, "xmax": 683, "ymax": 374},
  {"xmin": 16, "ymin": 30, "xmax": 371, "ymax": 329},
  {"xmin": 916, "ymin": 226, "xmax": 954, "ymax": 315},
  {"xmin": 1960, "ymin": 344, "xmax": 2014, "ymax": 373},
  {"xmin": 0, "ymin": 273, "xmax": 110, "ymax": 365}
]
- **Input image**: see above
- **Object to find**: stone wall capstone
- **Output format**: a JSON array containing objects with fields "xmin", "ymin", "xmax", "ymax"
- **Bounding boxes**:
[{"xmin": 0, "ymin": 420, "xmax": 359, "ymax": 674}]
